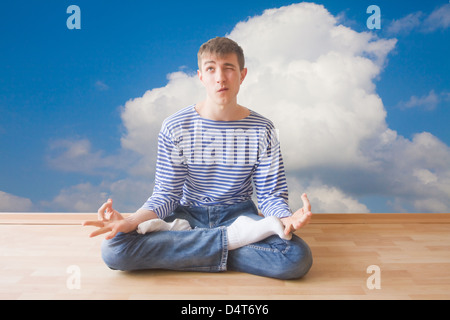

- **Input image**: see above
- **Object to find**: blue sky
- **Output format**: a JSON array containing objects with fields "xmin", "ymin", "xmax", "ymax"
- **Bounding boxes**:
[{"xmin": 1, "ymin": 0, "xmax": 449, "ymax": 213}]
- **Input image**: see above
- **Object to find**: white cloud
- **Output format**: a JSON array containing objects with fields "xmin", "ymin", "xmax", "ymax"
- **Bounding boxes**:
[
  {"xmin": 397, "ymin": 90, "xmax": 450, "ymax": 110},
  {"xmin": 45, "ymin": 3, "xmax": 450, "ymax": 213},
  {"xmin": 40, "ymin": 179, "xmax": 153, "ymax": 213},
  {"xmin": 286, "ymin": 177, "xmax": 370, "ymax": 213},
  {"xmin": 306, "ymin": 185, "xmax": 370, "ymax": 213},
  {"xmin": 387, "ymin": 12, "xmax": 423, "ymax": 35},
  {"xmin": 387, "ymin": 4, "xmax": 450, "ymax": 35},
  {"xmin": 413, "ymin": 198, "xmax": 449, "ymax": 213},
  {"xmin": 413, "ymin": 169, "xmax": 438, "ymax": 185},
  {"xmin": 94, "ymin": 80, "xmax": 109, "ymax": 91},
  {"xmin": 423, "ymin": 4, "xmax": 450, "ymax": 32},
  {"xmin": 40, "ymin": 183, "xmax": 108, "ymax": 213},
  {"xmin": 399, "ymin": 90, "xmax": 440, "ymax": 110},
  {"xmin": 363, "ymin": 131, "xmax": 450, "ymax": 212},
  {"xmin": 0, "ymin": 191, "xmax": 33, "ymax": 212},
  {"xmin": 46, "ymin": 138, "xmax": 135, "ymax": 176}
]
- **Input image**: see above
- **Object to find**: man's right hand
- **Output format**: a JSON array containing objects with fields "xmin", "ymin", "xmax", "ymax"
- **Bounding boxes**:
[{"xmin": 82, "ymin": 199, "xmax": 137, "ymax": 240}]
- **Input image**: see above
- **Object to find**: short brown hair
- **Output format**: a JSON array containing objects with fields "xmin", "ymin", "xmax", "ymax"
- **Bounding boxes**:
[{"xmin": 198, "ymin": 37, "xmax": 245, "ymax": 70}]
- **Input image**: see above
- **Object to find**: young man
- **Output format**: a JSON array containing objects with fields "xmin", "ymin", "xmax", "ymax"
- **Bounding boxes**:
[{"xmin": 83, "ymin": 37, "xmax": 313, "ymax": 279}]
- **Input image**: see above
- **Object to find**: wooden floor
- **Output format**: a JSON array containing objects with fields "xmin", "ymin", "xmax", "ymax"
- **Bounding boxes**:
[{"xmin": 1, "ymin": 213, "xmax": 450, "ymax": 300}]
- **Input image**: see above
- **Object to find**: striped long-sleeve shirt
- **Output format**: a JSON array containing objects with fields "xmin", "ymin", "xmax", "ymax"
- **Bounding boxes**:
[{"xmin": 141, "ymin": 105, "xmax": 292, "ymax": 219}]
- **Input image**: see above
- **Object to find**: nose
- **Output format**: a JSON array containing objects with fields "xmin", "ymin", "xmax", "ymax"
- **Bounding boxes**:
[{"xmin": 215, "ymin": 68, "xmax": 226, "ymax": 84}]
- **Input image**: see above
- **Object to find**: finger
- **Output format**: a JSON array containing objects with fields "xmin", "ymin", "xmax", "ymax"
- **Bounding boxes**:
[
  {"xmin": 97, "ymin": 202, "xmax": 109, "ymax": 221},
  {"xmin": 288, "ymin": 209, "xmax": 311, "ymax": 232},
  {"xmin": 301, "ymin": 193, "xmax": 311, "ymax": 212},
  {"xmin": 284, "ymin": 224, "xmax": 292, "ymax": 236},
  {"xmin": 108, "ymin": 208, "xmax": 121, "ymax": 220},
  {"xmin": 98, "ymin": 199, "xmax": 113, "ymax": 221},
  {"xmin": 89, "ymin": 226, "xmax": 111, "ymax": 238},
  {"xmin": 297, "ymin": 211, "xmax": 312, "ymax": 228},
  {"xmin": 105, "ymin": 226, "xmax": 119, "ymax": 240},
  {"xmin": 82, "ymin": 220, "xmax": 105, "ymax": 228},
  {"xmin": 285, "ymin": 226, "xmax": 294, "ymax": 236},
  {"xmin": 105, "ymin": 199, "xmax": 115, "ymax": 219},
  {"xmin": 285, "ymin": 218, "xmax": 298, "ymax": 235}
]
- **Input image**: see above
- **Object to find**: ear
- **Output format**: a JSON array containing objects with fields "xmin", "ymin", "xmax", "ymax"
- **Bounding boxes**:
[
  {"xmin": 197, "ymin": 69, "xmax": 204, "ymax": 84},
  {"xmin": 240, "ymin": 68, "xmax": 248, "ymax": 84}
]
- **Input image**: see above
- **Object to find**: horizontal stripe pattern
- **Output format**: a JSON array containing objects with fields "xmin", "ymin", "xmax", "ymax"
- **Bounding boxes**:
[{"xmin": 141, "ymin": 105, "xmax": 291, "ymax": 219}]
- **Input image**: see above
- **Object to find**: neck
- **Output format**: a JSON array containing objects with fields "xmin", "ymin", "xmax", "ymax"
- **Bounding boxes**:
[{"xmin": 196, "ymin": 99, "xmax": 248, "ymax": 121}]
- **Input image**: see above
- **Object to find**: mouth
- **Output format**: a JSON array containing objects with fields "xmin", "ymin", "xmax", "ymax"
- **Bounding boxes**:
[{"xmin": 217, "ymin": 87, "xmax": 228, "ymax": 93}]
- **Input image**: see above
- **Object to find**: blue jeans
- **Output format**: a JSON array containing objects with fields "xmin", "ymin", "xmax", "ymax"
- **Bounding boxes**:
[{"xmin": 101, "ymin": 200, "xmax": 312, "ymax": 280}]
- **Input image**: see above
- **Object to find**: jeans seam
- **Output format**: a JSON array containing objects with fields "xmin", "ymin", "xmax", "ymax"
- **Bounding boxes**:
[
  {"xmin": 220, "ymin": 226, "xmax": 229, "ymax": 271},
  {"xmin": 246, "ymin": 240, "xmax": 291, "ymax": 254}
]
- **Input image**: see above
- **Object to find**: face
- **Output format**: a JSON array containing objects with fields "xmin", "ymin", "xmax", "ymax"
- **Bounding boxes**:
[{"xmin": 198, "ymin": 53, "xmax": 247, "ymax": 108}]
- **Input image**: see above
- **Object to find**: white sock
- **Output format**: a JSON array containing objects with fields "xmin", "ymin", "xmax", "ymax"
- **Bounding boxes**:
[
  {"xmin": 137, "ymin": 218, "xmax": 191, "ymax": 234},
  {"xmin": 226, "ymin": 216, "xmax": 292, "ymax": 250}
]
